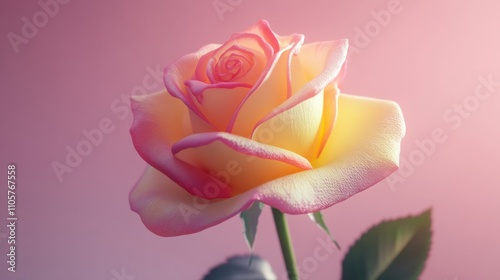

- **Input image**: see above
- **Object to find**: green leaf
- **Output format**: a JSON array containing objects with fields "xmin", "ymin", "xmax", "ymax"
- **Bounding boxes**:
[
  {"xmin": 342, "ymin": 209, "xmax": 432, "ymax": 280},
  {"xmin": 308, "ymin": 211, "xmax": 341, "ymax": 250},
  {"xmin": 240, "ymin": 202, "xmax": 264, "ymax": 249}
]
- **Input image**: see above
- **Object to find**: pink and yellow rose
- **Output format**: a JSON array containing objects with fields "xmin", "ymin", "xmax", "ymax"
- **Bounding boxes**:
[{"xmin": 129, "ymin": 20, "xmax": 405, "ymax": 236}]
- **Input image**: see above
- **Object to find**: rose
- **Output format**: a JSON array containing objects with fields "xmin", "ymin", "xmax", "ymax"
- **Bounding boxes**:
[{"xmin": 129, "ymin": 20, "xmax": 405, "ymax": 237}]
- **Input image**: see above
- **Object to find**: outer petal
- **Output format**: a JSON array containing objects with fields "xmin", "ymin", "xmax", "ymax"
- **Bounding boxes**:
[
  {"xmin": 130, "ymin": 91, "xmax": 190, "ymax": 145},
  {"xmin": 172, "ymin": 132, "xmax": 312, "ymax": 195},
  {"xmin": 130, "ymin": 91, "xmax": 231, "ymax": 198},
  {"xmin": 130, "ymin": 166, "xmax": 258, "ymax": 236},
  {"xmin": 255, "ymin": 93, "xmax": 406, "ymax": 213}
]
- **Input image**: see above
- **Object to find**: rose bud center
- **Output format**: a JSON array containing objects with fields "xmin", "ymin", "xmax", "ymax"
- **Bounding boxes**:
[{"xmin": 214, "ymin": 48, "xmax": 254, "ymax": 82}]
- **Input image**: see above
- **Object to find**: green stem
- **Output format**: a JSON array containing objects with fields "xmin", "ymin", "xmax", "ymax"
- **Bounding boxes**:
[{"xmin": 272, "ymin": 207, "xmax": 299, "ymax": 280}]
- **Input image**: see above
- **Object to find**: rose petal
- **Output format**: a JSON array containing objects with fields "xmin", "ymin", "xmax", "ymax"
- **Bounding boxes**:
[
  {"xmin": 257, "ymin": 93, "xmax": 406, "ymax": 213},
  {"xmin": 164, "ymin": 44, "xmax": 221, "ymax": 130},
  {"xmin": 288, "ymin": 46, "xmax": 309, "ymax": 98},
  {"xmin": 207, "ymin": 44, "xmax": 268, "ymax": 85},
  {"xmin": 244, "ymin": 19, "xmax": 280, "ymax": 53},
  {"xmin": 130, "ymin": 166, "xmax": 257, "ymax": 236},
  {"xmin": 298, "ymin": 40, "xmax": 348, "ymax": 90},
  {"xmin": 208, "ymin": 33, "xmax": 274, "ymax": 84},
  {"xmin": 168, "ymin": 33, "xmax": 273, "ymax": 132},
  {"xmin": 188, "ymin": 109, "xmax": 219, "ymax": 134},
  {"xmin": 249, "ymin": 40, "xmax": 347, "ymax": 159},
  {"xmin": 251, "ymin": 88, "xmax": 325, "ymax": 161},
  {"xmin": 289, "ymin": 40, "xmax": 348, "ymax": 157},
  {"xmin": 131, "ymin": 95, "xmax": 404, "ymax": 236},
  {"xmin": 172, "ymin": 132, "xmax": 312, "ymax": 195},
  {"xmin": 315, "ymin": 87, "xmax": 338, "ymax": 158},
  {"xmin": 227, "ymin": 34, "xmax": 305, "ymax": 137},
  {"xmin": 185, "ymin": 45, "xmax": 270, "ymax": 132},
  {"xmin": 130, "ymin": 91, "xmax": 231, "ymax": 198},
  {"xmin": 195, "ymin": 48, "xmax": 220, "ymax": 83},
  {"xmin": 185, "ymin": 80, "xmax": 251, "ymax": 131},
  {"xmin": 130, "ymin": 91, "xmax": 190, "ymax": 145},
  {"xmin": 255, "ymin": 40, "xmax": 347, "ymax": 126}
]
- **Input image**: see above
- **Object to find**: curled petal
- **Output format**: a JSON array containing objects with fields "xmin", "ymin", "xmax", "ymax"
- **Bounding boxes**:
[
  {"xmin": 287, "ymin": 40, "xmax": 348, "ymax": 157},
  {"xmin": 172, "ymin": 132, "xmax": 312, "ymax": 195},
  {"xmin": 315, "ymin": 87, "xmax": 338, "ymax": 158},
  {"xmin": 130, "ymin": 91, "xmax": 231, "ymax": 198},
  {"xmin": 244, "ymin": 19, "xmax": 280, "ymax": 53},
  {"xmin": 256, "ymin": 40, "xmax": 347, "ymax": 127},
  {"xmin": 208, "ymin": 43, "xmax": 269, "ymax": 85},
  {"xmin": 208, "ymin": 33, "xmax": 274, "ymax": 84},
  {"xmin": 298, "ymin": 40, "xmax": 348, "ymax": 90},
  {"xmin": 213, "ymin": 47, "xmax": 254, "ymax": 82},
  {"xmin": 195, "ymin": 49, "xmax": 218, "ymax": 83},
  {"xmin": 164, "ymin": 44, "xmax": 221, "ymax": 129},
  {"xmin": 251, "ymin": 89, "xmax": 325, "ymax": 161}
]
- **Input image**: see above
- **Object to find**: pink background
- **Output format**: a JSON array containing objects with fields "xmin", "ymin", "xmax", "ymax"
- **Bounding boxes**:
[{"xmin": 1, "ymin": 0, "xmax": 499, "ymax": 279}]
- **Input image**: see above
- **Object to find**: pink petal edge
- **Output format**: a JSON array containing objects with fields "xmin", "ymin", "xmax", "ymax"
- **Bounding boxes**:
[
  {"xmin": 245, "ymin": 19, "xmax": 280, "ymax": 53},
  {"xmin": 185, "ymin": 80, "xmax": 252, "ymax": 100},
  {"xmin": 172, "ymin": 132, "xmax": 313, "ymax": 170}
]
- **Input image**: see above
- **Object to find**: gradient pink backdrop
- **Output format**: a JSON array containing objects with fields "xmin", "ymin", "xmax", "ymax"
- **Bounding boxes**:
[{"xmin": 1, "ymin": 0, "xmax": 499, "ymax": 279}]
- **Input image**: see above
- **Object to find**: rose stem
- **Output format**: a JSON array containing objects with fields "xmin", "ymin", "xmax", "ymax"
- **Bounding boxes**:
[{"xmin": 271, "ymin": 207, "xmax": 299, "ymax": 280}]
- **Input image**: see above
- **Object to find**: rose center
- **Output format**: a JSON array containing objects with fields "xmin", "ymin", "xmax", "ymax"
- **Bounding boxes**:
[{"xmin": 214, "ymin": 50, "xmax": 254, "ymax": 82}]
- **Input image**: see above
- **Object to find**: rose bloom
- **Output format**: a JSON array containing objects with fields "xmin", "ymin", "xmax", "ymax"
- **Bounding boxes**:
[{"xmin": 129, "ymin": 20, "xmax": 405, "ymax": 236}]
